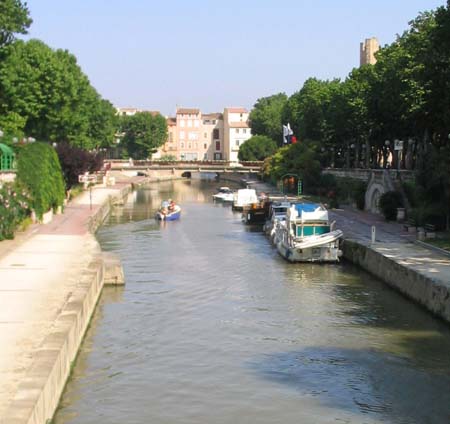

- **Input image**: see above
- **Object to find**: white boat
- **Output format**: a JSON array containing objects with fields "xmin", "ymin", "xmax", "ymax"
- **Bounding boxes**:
[
  {"xmin": 263, "ymin": 200, "xmax": 291, "ymax": 242},
  {"xmin": 212, "ymin": 187, "xmax": 234, "ymax": 202},
  {"xmin": 232, "ymin": 188, "xmax": 258, "ymax": 211},
  {"xmin": 276, "ymin": 203, "xmax": 343, "ymax": 262}
]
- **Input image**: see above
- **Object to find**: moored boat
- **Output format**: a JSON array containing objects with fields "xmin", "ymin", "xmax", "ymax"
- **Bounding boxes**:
[
  {"xmin": 212, "ymin": 187, "xmax": 234, "ymax": 202},
  {"xmin": 276, "ymin": 203, "xmax": 343, "ymax": 262},
  {"xmin": 263, "ymin": 200, "xmax": 291, "ymax": 240},
  {"xmin": 155, "ymin": 200, "xmax": 181, "ymax": 221},
  {"xmin": 232, "ymin": 188, "xmax": 258, "ymax": 211}
]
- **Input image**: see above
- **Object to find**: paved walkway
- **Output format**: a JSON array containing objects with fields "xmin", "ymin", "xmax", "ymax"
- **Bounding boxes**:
[{"xmin": 0, "ymin": 180, "xmax": 132, "ymax": 420}]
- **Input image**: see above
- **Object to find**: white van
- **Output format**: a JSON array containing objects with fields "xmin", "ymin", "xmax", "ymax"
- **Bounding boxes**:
[{"xmin": 232, "ymin": 188, "xmax": 258, "ymax": 210}]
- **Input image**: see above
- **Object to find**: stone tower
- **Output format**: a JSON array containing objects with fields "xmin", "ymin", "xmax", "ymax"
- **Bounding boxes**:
[{"xmin": 360, "ymin": 37, "xmax": 379, "ymax": 66}]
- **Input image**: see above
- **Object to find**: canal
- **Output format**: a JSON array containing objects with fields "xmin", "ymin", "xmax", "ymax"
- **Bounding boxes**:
[{"xmin": 54, "ymin": 179, "xmax": 450, "ymax": 424}]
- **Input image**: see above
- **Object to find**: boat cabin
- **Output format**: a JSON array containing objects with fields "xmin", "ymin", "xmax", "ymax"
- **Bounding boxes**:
[{"xmin": 287, "ymin": 203, "xmax": 331, "ymax": 238}]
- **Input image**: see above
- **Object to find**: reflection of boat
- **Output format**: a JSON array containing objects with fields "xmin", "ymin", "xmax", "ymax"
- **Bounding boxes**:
[
  {"xmin": 155, "ymin": 200, "xmax": 181, "ymax": 221},
  {"xmin": 276, "ymin": 203, "xmax": 343, "ymax": 262},
  {"xmin": 232, "ymin": 188, "xmax": 258, "ymax": 211},
  {"xmin": 212, "ymin": 187, "xmax": 234, "ymax": 202}
]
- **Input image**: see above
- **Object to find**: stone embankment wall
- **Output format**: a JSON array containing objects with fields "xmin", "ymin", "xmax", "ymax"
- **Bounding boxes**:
[
  {"xmin": 3, "ymin": 186, "xmax": 129, "ymax": 424},
  {"xmin": 342, "ymin": 239, "xmax": 450, "ymax": 323}
]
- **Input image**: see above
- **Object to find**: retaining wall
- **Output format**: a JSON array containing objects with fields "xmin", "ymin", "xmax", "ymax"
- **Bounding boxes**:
[
  {"xmin": 3, "ymin": 184, "xmax": 131, "ymax": 424},
  {"xmin": 342, "ymin": 239, "xmax": 450, "ymax": 323}
]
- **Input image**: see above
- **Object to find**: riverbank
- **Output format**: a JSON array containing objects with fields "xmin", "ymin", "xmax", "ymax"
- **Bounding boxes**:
[
  {"xmin": 243, "ymin": 178, "xmax": 450, "ymax": 324},
  {"xmin": 0, "ymin": 175, "xmax": 142, "ymax": 424}
]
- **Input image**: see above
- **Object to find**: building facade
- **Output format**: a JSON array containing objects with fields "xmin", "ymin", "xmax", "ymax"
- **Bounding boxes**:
[
  {"xmin": 223, "ymin": 107, "xmax": 252, "ymax": 162},
  {"xmin": 155, "ymin": 106, "xmax": 251, "ymax": 161},
  {"xmin": 360, "ymin": 37, "xmax": 379, "ymax": 66}
]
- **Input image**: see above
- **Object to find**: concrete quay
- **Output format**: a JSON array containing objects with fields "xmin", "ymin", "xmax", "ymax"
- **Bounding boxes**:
[
  {"xmin": 0, "ymin": 177, "xmax": 133, "ymax": 424},
  {"xmin": 243, "ymin": 178, "xmax": 450, "ymax": 324}
]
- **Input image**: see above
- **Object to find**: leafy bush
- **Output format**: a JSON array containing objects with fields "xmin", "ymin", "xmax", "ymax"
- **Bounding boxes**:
[
  {"xmin": 0, "ymin": 182, "xmax": 31, "ymax": 240},
  {"xmin": 55, "ymin": 142, "xmax": 103, "ymax": 188},
  {"xmin": 16, "ymin": 142, "xmax": 66, "ymax": 219},
  {"xmin": 238, "ymin": 135, "xmax": 278, "ymax": 161},
  {"xmin": 158, "ymin": 154, "xmax": 177, "ymax": 162},
  {"xmin": 379, "ymin": 191, "xmax": 403, "ymax": 221}
]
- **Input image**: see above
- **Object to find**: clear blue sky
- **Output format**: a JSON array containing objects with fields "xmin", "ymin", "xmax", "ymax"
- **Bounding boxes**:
[{"xmin": 26, "ymin": 0, "xmax": 444, "ymax": 116}]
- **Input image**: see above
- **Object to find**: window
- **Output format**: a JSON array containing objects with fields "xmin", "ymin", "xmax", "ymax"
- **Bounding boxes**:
[
  {"xmin": 235, "ymin": 128, "xmax": 239, "ymax": 134},
  {"xmin": 203, "ymin": 120, "xmax": 210, "ymax": 124},
  {"xmin": 212, "ymin": 120, "xmax": 216, "ymax": 124},
  {"xmin": 194, "ymin": 120, "xmax": 199, "ymax": 127},
  {"xmin": 235, "ymin": 140, "xmax": 240, "ymax": 147},
  {"xmin": 203, "ymin": 153, "xmax": 207, "ymax": 160},
  {"xmin": 187, "ymin": 120, "xmax": 192, "ymax": 127},
  {"xmin": 215, "ymin": 141, "xmax": 220, "ymax": 151},
  {"xmin": 180, "ymin": 120, "xmax": 185, "ymax": 127},
  {"xmin": 204, "ymin": 143, "xmax": 207, "ymax": 149},
  {"xmin": 188, "ymin": 143, "xmax": 192, "ymax": 149},
  {"xmin": 180, "ymin": 131, "xmax": 185, "ymax": 140},
  {"xmin": 243, "ymin": 129, "xmax": 247, "ymax": 134},
  {"xmin": 169, "ymin": 133, "xmax": 173, "ymax": 142},
  {"xmin": 213, "ymin": 129, "xmax": 219, "ymax": 139},
  {"xmin": 188, "ymin": 132, "xmax": 198, "ymax": 140},
  {"xmin": 180, "ymin": 142, "xmax": 185, "ymax": 148},
  {"xmin": 204, "ymin": 132, "xmax": 207, "ymax": 139},
  {"xmin": 195, "ymin": 142, "xmax": 198, "ymax": 148}
]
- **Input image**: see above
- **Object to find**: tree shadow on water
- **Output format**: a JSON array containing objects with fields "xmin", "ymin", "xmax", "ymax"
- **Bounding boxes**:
[{"xmin": 248, "ymin": 346, "xmax": 450, "ymax": 424}]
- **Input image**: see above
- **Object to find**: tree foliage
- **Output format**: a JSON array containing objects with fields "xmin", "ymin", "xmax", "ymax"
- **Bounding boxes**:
[
  {"xmin": 249, "ymin": 93, "xmax": 288, "ymax": 145},
  {"xmin": 0, "ymin": 0, "xmax": 32, "ymax": 47},
  {"xmin": 16, "ymin": 142, "xmax": 65, "ymax": 219},
  {"xmin": 120, "ymin": 112, "xmax": 168, "ymax": 159},
  {"xmin": 0, "ymin": 39, "xmax": 117, "ymax": 149},
  {"xmin": 237, "ymin": 135, "xmax": 277, "ymax": 161},
  {"xmin": 55, "ymin": 142, "xmax": 103, "ymax": 189}
]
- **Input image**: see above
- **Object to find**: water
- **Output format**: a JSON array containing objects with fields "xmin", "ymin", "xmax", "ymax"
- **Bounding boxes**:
[{"xmin": 54, "ymin": 179, "xmax": 450, "ymax": 424}]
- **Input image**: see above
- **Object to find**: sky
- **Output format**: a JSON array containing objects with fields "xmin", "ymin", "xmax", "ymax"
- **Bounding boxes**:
[{"xmin": 25, "ymin": 0, "xmax": 445, "ymax": 116}]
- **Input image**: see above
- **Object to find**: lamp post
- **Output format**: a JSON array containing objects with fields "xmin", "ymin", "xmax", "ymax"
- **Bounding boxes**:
[{"xmin": 384, "ymin": 140, "xmax": 390, "ymax": 168}]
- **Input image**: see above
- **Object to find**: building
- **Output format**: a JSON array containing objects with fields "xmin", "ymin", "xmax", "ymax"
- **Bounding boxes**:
[
  {"xmin": 202, "ymin": 113, "xmax": 224, "ymax": 160},
  {"xmin": 360, "ymin": 37, "xmax": 379, "ymax": 66},
  {"xmin": 135, "ymin": 105, "xmax": 251, "ymax": 161},
  {"xmin": 223, "ymin": 107, "xmax": 252, "ymax": 162}
]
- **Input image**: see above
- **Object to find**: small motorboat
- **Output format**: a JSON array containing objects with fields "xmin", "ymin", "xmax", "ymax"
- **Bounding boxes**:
[
  {"xmin": 156, "ymin": 200, "xmax": 181, "ymax": 221},
  {"xmin": 212, "ymin": 187, "xmax": 234, "ymax": 202}
]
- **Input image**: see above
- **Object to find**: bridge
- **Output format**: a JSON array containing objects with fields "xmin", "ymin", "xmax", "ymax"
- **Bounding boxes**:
[{"xmin": 106, "ymin": 160, "xmax": 264, "ymax": 179}]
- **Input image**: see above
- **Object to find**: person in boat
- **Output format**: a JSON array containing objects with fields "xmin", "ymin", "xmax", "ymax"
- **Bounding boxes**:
[{"xmin": 168, "ymin": 199, "xmax": 175, "ymax": 212}]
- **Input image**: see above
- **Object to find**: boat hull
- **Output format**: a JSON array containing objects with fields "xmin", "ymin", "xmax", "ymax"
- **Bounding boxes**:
[
  {"xmin": 155, "ymin": 209, "xmax": 181, "ymax": 221},
  {"xmin": 276, "ymin": 230, "xmax": 343, "ymax": 263}
]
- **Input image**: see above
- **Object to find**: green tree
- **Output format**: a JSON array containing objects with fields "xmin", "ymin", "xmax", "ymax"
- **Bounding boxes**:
[
  {"xmin": 249, "ymin": 93, "xmax": 288, "ymax": 145},
  {"xmin": 120, "ymin": 112, "xmax": 168, "ymax": 159},
  {"xmin": 0, "ymin": 39, "xmax": 117, "ymax": 148},
  {"xmin": 237, "ymin": 135, "xmax": 277, "ymax": 161},
  {"xmin": 265, "ymin": 142, "xmax": 321, "ymax": 193},
  {"xmin": 0, "ymin": 0, "xmax": 32, "ymax": 48}
]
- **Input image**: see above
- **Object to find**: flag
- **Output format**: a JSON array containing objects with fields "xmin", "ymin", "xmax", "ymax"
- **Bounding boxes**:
[{"xmin": 283, "ymin": 123, "xmax": 294, "ymax": 144}]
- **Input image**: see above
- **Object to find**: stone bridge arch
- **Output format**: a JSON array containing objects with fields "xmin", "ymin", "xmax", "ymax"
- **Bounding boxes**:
[{"xmin": 364, "ymin": 170, "xmax": 395, "ymax": 213}]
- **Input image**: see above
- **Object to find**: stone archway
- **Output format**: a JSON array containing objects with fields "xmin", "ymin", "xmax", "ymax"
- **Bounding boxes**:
[{"xmin": 365, "ymin": 182, "xmax": 385, "ymax": 214}]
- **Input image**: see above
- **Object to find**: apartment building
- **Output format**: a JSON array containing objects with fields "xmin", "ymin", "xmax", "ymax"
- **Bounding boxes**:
[
  {"xmin": 147, "ymin": 106, "xmax": 252, "ymax": 161},
  {"xmin": 202, "ymin": 113, "xmax": 224, "ymax": 160},
  {"xmin": 223, "ymin": 107, "xmax": 252, "ymax": 162}
]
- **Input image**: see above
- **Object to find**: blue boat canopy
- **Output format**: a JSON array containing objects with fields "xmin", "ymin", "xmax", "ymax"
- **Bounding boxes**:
[{"xmin": 293, "ymin": 203, "xmax": 320, "ymax": 214}]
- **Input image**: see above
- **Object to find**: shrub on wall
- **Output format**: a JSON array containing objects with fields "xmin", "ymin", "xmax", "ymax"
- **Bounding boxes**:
[
  {"xmin": 16, "ymin": 142, "xmax": 66, "ymax": 219},
  {"xmin": 379, "ymin": 191, "xmax": 403, "ymax": 221},
  {"xmin": 0, "ymin": 182, "xmax": 31, "ymax": 240}
]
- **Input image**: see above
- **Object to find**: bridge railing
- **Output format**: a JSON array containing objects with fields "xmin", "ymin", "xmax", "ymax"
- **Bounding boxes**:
[{"xmin": 106, "ymin": 159, "xmax": 263, "ymax": 169}]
